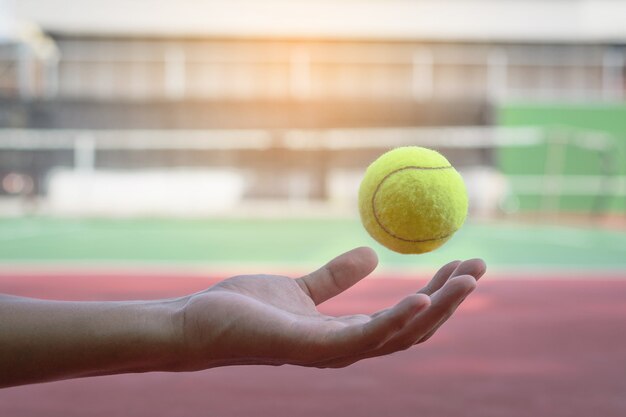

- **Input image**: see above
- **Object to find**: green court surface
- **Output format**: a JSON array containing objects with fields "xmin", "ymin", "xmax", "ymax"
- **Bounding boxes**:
[
  {"xmin": 498, "ymin": 102, "xmax": 626, "ymax": 212},
  {"xmin": 1, "ymin": 217, "xmax": 625, "ymax": 272}
]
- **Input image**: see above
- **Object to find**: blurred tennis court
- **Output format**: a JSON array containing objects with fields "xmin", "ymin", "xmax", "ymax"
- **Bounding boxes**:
[{"xmin": 1, "ymin": 217, "xmax": 626, "ymax": 272}]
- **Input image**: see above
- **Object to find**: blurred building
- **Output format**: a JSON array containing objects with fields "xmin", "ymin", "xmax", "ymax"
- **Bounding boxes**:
[{"xmin": 1, "ymin": 0, "xmax": 625, "ymax": 216}]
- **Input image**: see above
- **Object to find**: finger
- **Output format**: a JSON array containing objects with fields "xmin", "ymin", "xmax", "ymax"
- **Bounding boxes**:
[
  {"xmin": 416, "ymin": 260, "xmax": 486, "ymax": 343},
  {"xmin": 417, "ymin": 260, "xmax": 461, "ymax": 295},
  {"xmin": 417, "ymin": 303, "xmax": 464, "ymax": 344},
  {"xmin": 318, "ymin": 293, "xmax": 430, "ymax": 361},
  {"xmin": 408, "ymin": 275, "xmax": 476, "ymax": 341},
  {"xmin": 416, "ymin": 259, "xmax": 486, "ymax": 342},
  {"xmin": 370, "ymin": 258, "xmax": 475, "ymax": 322},
  {"xmin": 358, "ymin": 294, "xmax": 431, "ymax": 351},
  {"xmin": 445, "ymin": 258, "xmax": 487, "ymax": 286},
  {"xmin": 372, "ymin": 258, "xmax": 472, "ymax": 318},
  {"xmin": 312, "ymin": 277, "xmax": 475, "ymax": 368},
  {"xmin": 359, "ymin": 275, "xmax": 477, "ymax": 357},
  {"xmin": 296, "ymin": 247, "xmax": 378, "ymax": 305}
]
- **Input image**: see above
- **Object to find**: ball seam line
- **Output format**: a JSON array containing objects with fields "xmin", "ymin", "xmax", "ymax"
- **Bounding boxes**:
[{"xmin": 371, "ymin": 165, "xmax": 459, "ymax": 243}]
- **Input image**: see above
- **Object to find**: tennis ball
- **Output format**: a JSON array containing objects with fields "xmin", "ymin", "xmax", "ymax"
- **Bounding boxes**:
[{"xmin": 358, "ymin": 146, "xmax": 468, "ymax": 254}]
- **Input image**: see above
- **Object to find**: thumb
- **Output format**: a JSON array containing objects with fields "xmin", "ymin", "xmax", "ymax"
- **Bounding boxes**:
[{"xmin": 296, "ymin": 247, "xmax": 378, "ymax": 305}]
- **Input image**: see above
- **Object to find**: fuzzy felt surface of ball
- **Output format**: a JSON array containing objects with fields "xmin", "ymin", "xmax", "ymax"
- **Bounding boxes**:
[{"xmin": 358, "ymin": 146, "xmax": 468, "ymax": 254}]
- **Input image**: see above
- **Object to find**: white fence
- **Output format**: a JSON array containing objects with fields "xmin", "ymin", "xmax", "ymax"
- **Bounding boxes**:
[{"xmin": 0, "ymin": 126, "xmax": 622, "ymax": 217}]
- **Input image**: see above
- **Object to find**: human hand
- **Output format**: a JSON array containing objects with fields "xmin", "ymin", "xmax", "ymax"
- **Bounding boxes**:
[{"xmin": 176, "ymin": 247, "xmax": 486, "ymax": 370}]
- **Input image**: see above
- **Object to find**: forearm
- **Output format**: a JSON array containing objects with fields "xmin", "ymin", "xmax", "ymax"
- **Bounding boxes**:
[{"xmin": 0, "ymin": 295, "xmax": 185, "ymax": 388}]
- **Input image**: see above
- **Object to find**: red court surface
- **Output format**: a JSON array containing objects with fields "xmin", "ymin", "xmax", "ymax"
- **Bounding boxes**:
[{"xmin": 1, "ymin": 272, "xmax": 625, "ymax": 417}]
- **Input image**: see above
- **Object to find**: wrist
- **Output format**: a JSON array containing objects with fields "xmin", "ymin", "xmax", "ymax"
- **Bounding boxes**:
[
  {"xmin": 129, "ymin": 298, "xmax": 189, "ymax": 373},
  {"xmin": 83, "ymin": 298, "xmax": 190, "ymax": 376}
]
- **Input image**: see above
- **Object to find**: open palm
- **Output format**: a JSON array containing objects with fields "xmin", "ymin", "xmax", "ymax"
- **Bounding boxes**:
[{"xmin": 178, "ymin": 247, "xmax": 486, "ymax": 370}]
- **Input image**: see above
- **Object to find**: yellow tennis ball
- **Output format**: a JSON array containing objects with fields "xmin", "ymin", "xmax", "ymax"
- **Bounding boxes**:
[{"xmin": 358, "ymin": 146, "xmax": 468, "ymax": 254}]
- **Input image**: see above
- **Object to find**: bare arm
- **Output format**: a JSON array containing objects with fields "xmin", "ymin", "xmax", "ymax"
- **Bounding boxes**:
[
  {"xmin": 0, "ymin": 295, "xmax": 184, "ymax": 387},
  {"xmin": 0, "ymin": 247, "xmax": 486, "ymax": 388}
]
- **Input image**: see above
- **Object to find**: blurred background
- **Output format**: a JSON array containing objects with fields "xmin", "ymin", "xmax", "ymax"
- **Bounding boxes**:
[
  {"xmin": 1, "ymin": 0, "xmax": 625, "ymax": 272},
  {"xmin": 1, "ymin": 1, "xmax": 625, "ymax": 416}
]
